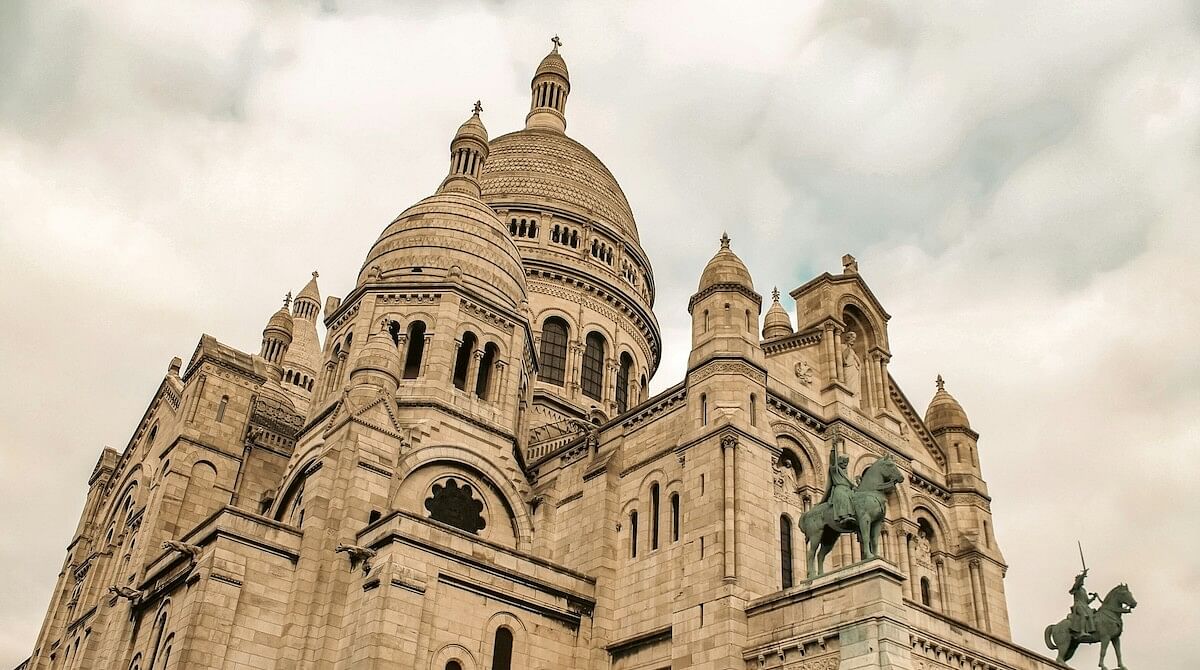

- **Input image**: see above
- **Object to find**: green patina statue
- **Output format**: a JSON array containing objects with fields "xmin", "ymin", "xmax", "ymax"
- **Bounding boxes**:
[
  {"xmin": 799, "ymin": 442, "xmax": 905, "ymax": 578},
  {"xmin": 1045, "ymin": 555, "xmax": 1137, "ymax": 669}
]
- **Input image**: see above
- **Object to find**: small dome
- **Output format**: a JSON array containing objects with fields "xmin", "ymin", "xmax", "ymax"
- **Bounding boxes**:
[
  {"xmin": 350, "ymin": 325, "xmax": 403, "ymax": 391},
  {"xmin": 925, "ymin": 375, "xmax": 971, "ymax": 430},
  {"xmin": 358, "ymin": 192, "xmax": 527, "ymax": 309},
  {"xmin": 762, "ymin": 288, "xmax": 793, "ymax": 339},
  {"xmin": 698, "ymin": 234, "xmax": 754, "ymax": 293},
  {"xmin": 455, "ymin": 105, "xmax": 489, "ymax": 145},
  {"xmin": 535, "ymin": 50, "xmax": 569, "ymax": 80},
  {"xmin": 266, "ymin": 304, "xmax": 293, "ymax": 336}
]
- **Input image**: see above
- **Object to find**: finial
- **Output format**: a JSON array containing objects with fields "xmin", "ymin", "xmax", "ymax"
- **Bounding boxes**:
[
  {"xmin": 312, "ymin": 270, "xmax": 319, "ymax": 279},
  {"xmin": 771, "ymin": 287, "xmax": 781, "ymax": 302},
  {"xmin": 935, "ymin": 374, "xmax": 945, "ymax": 391},
  {"xmin": 472, "ymin": 100, "xmax": 483, "ymax": 115},
  {"xmin": 551, "ymin": 35, "xmax": 562, "ymax": 52},
  {"xmin": 283, "ymin": 292, "xmax": 292, "ymax": 308},
  {"xmin": 842, "ymin": 254, "xmax": 859, "ymax": 274},
  {"xmin": 720, "ymin": 232, "xmax": 731, "ymax": 249}
]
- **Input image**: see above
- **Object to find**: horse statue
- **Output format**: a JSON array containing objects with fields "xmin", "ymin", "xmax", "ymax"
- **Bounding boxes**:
[
  {"xmin": 799, "ymin": 454, "xmax": 905, "ymax": 578},
  {"xmin": 1045, "ymin": 582, "xmax": 1137, "ymax": 669}
]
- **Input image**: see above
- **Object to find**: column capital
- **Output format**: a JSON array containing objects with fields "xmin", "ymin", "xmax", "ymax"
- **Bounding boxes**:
[{"xmin": 720, "ymin": 433, "xmax": 739, "ymax": 451}]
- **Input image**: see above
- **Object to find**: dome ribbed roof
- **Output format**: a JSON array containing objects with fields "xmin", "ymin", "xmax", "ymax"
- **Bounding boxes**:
[
  {"xmin": 456, "ymin": 109, "xmax": 488, "ymax": 145},
  {"xmin": 535, "ymin": 50, "xmax": 569, "ymax": 80},
  {"xmin": 698, "ymin": 234, "xmax": 754, "ymax": 292},
  {"xmin": 358, "ymin": 192, "xmax": 527, "ymax": 309},
  {"xmin": 926, "ymin": 376, "xmax": 971, "ymax": 430},
  {"xmin": 763, "ymin": 289, "xmax": 793, "ymax": 339},
  {"xmin": 266, "ymin": 306, "xmax": 293, "ymax": 335},
  {"xmin": 296, "ymin": 272, "xmax": 320, "ymax": 305},
  {"xmin": 480, "ymin": 129, "xmax": 639, "ymax": 242}
]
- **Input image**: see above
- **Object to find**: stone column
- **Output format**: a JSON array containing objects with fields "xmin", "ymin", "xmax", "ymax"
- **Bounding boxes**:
[
  {"xmin": 833, "ymin": 329, "xmax": 845, "ymax": 382},
  {"xmin": 467, "ymin": 349, "xmax": 484, "ymax": 395},
  {"xmin": 935, "ymin": 557, "xmax": 948, "ymax": 612},
  {"xmin": 492, "ymin": 361, "xmax": 508, "ymax": 410},
  {"xmin": 721, "ymin": 434, "xmax": 738, "ymax": 583},
  {"xmin": 969, "ymin": 558, "xmax": 986, "ymax": 629},
  {"xmin": 418, "ymin": 333, "xmax": 433, "ymax": 377},
  {"xmin": 904, "ymin": 533, "xmax": 917, "ymax": 600}
]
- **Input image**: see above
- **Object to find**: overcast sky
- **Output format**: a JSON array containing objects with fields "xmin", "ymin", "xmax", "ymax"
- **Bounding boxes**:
[{"xmin": 2, "ymin": 1, "xmax": 1198, "ymax": 667}]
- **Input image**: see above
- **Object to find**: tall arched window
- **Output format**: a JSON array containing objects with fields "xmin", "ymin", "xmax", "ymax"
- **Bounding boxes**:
[
  {"xmin": 402, "ymin": 321, "xmax": 426, "ymax": 378},
  {"xmin": 475, "ymin": 343, "xmax": 499, "ymax": 398},
  {"xmin": 750, "ymin": 393, "xmax": 757, "ymax": 426},
  {"xmin": 629, "ymin": 511, "xmax": 639, "ymax": 558},
  {"xmin": 146, "ymin": 605, "xmax": 170, "ymax": 670},
  {"xmin": 538, "ymin": 318, "xmax": 568, "ymax": 386},
  {"xmin": 921, "ymin": 576, "xmax": 932, "ymax": 606},
  {"xmin": 780, "ymin": 514, "xmax": 794, "ymax": 589},
  {"xmin": 581, "ymin": 332, "xmax": 606, "ymax": 401},
  {"xmin": 700, "ymin": 394, "xmax": 708, "ymax": 425},
  {"xmin": 650, "ymin": 483, "xmax": 661, "ymax": 551},
  {"xmin": 491, "ymin": 626, "xmax": 513, "ymax": 670},
  {"xmin": 670, "ymin": 493, "xmax": 681, "ymax": 542},
  {"xmin": 452, "ymin": 332, "xmax": 477, "ymax": 390},
  {"xmin": 615, "ymin": 353, "xmax": 634, "ymax": 413}
]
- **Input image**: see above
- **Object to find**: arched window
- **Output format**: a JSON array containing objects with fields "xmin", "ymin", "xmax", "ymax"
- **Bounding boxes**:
[
  {"xmin": 146, "ymin": 424, "xmax": 157, "ymax": 447},
  {"xmin": 475, "ymin": 343, "xmax": 499, "ymax": 399},
  {"xmin": 615, "ymin": 353, "xmax": 634, "ymax": 413},
  {"xmin": 452, "ymin": 332, "xmax": 477, "ymax": 390},
  {"xmin": 700, "ymin": 394, "xmax": 708, "ymax": 425},
  {"xmin": 921, "ymin": 576, "xmax": 932, "ymax": 606},
  {"xmin": 128, "ymin": 654, "xmax": 142, "ymax": 670},
  {"xmin": 157, "ymin": 635, "xmax": 174, "ymax": 670},
  {"xmin": 215, "ymin": 395, "xmax": 228, "ymax": 422},
  {"xmin": 629, "ymin": 511, "xmax": 638, "ymax": 558},
  {"xmin": 146, "ymin": 605, "xmax": 170, "ymax": 670},
  {"xmin": 581, "ymin": 332, "xmax": 606, "ymax": 401},
  {"xmin": 403, "ymin": 321, "xmax": 426, "ymax": 378},
  {"xmin": 538, "ymin": 318, "xmax": 568, "ymax": 386},
  {"xmin": 650, "ymin": 483, "xmax": 661, "ymax": 551},
  {"xmin": 446, "ymin": 663, "xmax": 463, "ymax": 670},
  {"xmin": 746, "ymin": 309, "xmax": 753, "ymax": 332},
  {"xmin": 491, "ymin": 626, "xmax": 513, "ymax": 670},
  {"xmin": 780, "ymin": 514, "xmax": 794, "ymax": 589},
  {"xmin": 750, "ymin": 393, "xmax": 757, "ymax": 426},
  {"xmin": 670, "ymin": 493, "xmax": 680, "ymax": 542}
]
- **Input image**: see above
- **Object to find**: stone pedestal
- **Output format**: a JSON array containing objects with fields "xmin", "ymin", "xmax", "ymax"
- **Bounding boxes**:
[{"xmin": 745, "ymin": 559, "xmax": 915, "ymax": 670}]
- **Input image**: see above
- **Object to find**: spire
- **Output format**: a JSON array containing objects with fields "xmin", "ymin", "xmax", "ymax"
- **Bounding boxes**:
[
  {"xmin": 293, "ymin": 272, "xmax": 320, "ymax": 321},
  {"xmin": 526, "ymin": 36, "xmax": 571, "ymax": 133},
  {"xmin": 763, "ymin": 286, "xmax": 794, "ymax": 339},
  {"xmin": 439, "ymin": 102, "xmax": 490, "ymax": 197}
]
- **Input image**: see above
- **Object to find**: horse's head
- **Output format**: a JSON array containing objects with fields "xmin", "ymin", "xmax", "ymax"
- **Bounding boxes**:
[
  {"xmin": 1105, "ymin": 583, "xmax": 1138, "ymax": 614},
  {"xmin": 862, "ymin": 456, "xmax": 905, "ymax": 492}
]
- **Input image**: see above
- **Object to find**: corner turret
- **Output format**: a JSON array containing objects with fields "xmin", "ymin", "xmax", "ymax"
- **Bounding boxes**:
[
  {"xmin": 525, "ymin": 36, "xmax": 570, "ymax": 133},
  {"xmin": 762, "ymin": 287, "xmax": 794, "ymax": 340},
  {"xmin": 439, "ymin": 102, "xmax": 490, "ymax": 197},
  {"xmin": 260, "ymin": 293, "xmax": 294, "ymax": 368}
]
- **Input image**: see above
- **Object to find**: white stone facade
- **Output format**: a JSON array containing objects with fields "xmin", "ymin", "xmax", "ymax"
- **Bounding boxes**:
[{"xmin": 22, "ymin": 42, "xmax": 1066, "ymax": 670}]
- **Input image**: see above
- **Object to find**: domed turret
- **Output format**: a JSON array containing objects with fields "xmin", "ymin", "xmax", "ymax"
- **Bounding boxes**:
[
  {"xmin": 925, "ymin": 374, "xmax": 971, "ymax": 431},
  {"xmin": 762, "ymin": 288, "xmax": 794, "ymax": 340},
  {"xmin": 688, "ymin": 234, "xmax": 763, "ymax": 369},
  {"xmin": 358, "ymin": 106, "xmax": 527, "ymax": 309},
  {"xmin": 293, "ymin": 271, "xmax": 321, "ymax": 321},
  {"xmin": 260, "ymin": 293, "xmax": 294, "ymax": 366},
  {"xmin": 526, "ymin": 36, "xmax": 570, "ymax": 133}
]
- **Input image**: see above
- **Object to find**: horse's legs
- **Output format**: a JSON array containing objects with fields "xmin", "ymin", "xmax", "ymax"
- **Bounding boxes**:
[
  {"xmin": 816, "ymin": 531, "xmax": 835, "ymax": 576},
  {"xmin": 1113, "ymin": 636, "xmax": 1125, "ymax": 670},
  {"xmin": 857, "ymin": 517, "xmax": 873, "ymax": 561},
  {"xmin": 1099, "ymin": 637, "xmax": 1110, "ymax": 670},
  {"xmin": 805, "ymin": 532, "xmax": 819, "ymax": 579}
]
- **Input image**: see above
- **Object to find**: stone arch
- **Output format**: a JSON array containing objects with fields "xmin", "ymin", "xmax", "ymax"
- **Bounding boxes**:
[
  {"xmin": 837, "ymin": 296, "xmax": 885, "ymax": 351},
  {"xmin": 431, "ymin": 644, "xmax": 477, "ymax": 670},
  {"xmin": 103, "ymin": 465, "xmax": 143, "ymax": 528},
  {"xmin": 911, "ymin": 497, "xmax": 952, "ymax": 547},
  {"xmin": 393, "ymin": 446, "xmax": 532, "ymax": 550},
  {"xmin": 179, "ymin": 460, "xmax": 222, "ymax": 527},
  {"xmin": 771, "ymin": 424, "xmax": 822, "ymax": 488},
  {"xmin": 273, "ymin": 457, "xmax": 320, "ymax": 525}
]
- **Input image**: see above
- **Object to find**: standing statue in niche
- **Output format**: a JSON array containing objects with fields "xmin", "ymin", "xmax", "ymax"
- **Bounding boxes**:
[
  {"xmin": 799, "ymin": 443, "xmax": 904, "ymax": 578},
  {"xmin": 1045, "ymin": 546, "xmax": 1137, "ymax": 669},
  {"xmin": 842, "ymin": 331, "xmax": 863, "ymax": 399}
]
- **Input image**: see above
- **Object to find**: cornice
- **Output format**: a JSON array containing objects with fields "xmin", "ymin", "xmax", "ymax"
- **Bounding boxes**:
[
  {"xmin": 687, "ymin": 282, "xmax": 763, "ymax": 313},
  {"xmin": 762, "ymin": 326, "xmax": 824, "ymax": 355}
]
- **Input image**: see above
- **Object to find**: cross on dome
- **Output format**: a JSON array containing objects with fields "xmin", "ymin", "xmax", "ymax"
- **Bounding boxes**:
[
  {"xmin": 551, "ymin": 35, "xmax": 562, "ymax": 52},
  {"xmin": 936, "ymin": 374, "xmax": 945, "ymax": 391},
  {"xmin": 311, "ymin": 270, "xmax": 319, "ymax": 279},
  {"xmin": 473, "ymin": 100, "xmax": 483, "ymax": 114},
  {"xmin": 283, "ymin": 292, "xmax": 292, "ymax": 307},
  {"xmin": 772, "ymin": 287, "xmax": 781, "ymax": 301},
  {"xmin": 720, "ymin": 232, "xmax": 731, "ymax": 249}
]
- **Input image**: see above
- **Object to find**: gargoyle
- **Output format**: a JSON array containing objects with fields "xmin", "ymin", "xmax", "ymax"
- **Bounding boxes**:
[
  {"xmin": 108, "ymin": 585, "xmax": 143, "ymax": 603},
  {"xmin": 162, "ymin": 540, "xmax": 203, "ymax": 560},
  {"xmin": 334, "ymin": 543, "xmax": 377, "ymax": 575}
]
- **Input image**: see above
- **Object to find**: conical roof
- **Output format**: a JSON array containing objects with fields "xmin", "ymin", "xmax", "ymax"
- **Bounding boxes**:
[
  {"xmin": 295, "ymin": 271, "xmax": 320, "ymax": 307},
  {"xmin": 925, "ymin": 375, "xmax": 972, "ymax": 430}
]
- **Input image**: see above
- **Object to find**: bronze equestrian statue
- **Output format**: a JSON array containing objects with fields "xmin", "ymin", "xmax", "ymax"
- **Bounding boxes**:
[
  {"xmin": 799, "ymin": 448, "xmax": 904, "ymax": 578},
  {"xmin": 1045, "ymin": 569, "xmax": 1137, "ymax": 669}
]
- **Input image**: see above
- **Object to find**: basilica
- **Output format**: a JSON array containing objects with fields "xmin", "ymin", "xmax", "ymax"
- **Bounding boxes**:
[{"xmin": 23, "ymin": 42, "xmax": 1069, "ymax": 670}]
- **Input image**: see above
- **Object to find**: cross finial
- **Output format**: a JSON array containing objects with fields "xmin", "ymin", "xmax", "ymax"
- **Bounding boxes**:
[
  {"xmin": 720, "ymin": 232, "xmax": 730, "ymax": 249},
  {"xmin": 472, "ymin": 100, "xmax": 483, "ymax": 114},
  {"xmin": 312, "ymin": 270, "xmax": 319, "ymax": 279},
  {"xmin": 935, "ymin": 374, "xmax": 945, "ymax": 391},
  {"xmin": 551, "ymin": 35, "xmax": 562, "ymax": 52},
  {"xmin": 283, "ymin": 292, "xmax": 292, "ymax": 308},
  {"xmin": 772, "ymin": 287, "xmax": 781, "ymax": 301}
]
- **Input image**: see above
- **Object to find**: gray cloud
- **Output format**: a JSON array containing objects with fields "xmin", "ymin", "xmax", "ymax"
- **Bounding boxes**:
[{"xmin": 2, "ymin": 0, "xmax": 1198, "ymax": 666}]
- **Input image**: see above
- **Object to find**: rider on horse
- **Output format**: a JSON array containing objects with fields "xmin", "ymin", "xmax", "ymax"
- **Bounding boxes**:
[
  {"xmin": 819, "ymin": 445, "xmax": 856, "ymax": 526},
  {"xmin": 1069, "ymin": 568, "xmax": 1099, "ymax": 636}
]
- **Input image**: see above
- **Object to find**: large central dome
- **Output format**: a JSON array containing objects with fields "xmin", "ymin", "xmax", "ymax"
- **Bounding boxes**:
[{"xmin": 480, "ymin": 128, "xmax": 639, "ymax": 242}]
